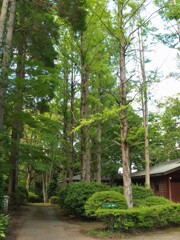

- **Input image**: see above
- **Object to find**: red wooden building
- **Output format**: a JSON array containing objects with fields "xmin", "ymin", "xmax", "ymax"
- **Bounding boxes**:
[{"xmin": 131, "ymin": 159, "xmax": 180, "ymax": 202}]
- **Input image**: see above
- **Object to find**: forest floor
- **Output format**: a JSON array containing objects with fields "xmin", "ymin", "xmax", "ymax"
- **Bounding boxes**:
[{"xmin": 7, "ymin": 204, "xmax": 180, "ymax": 240}]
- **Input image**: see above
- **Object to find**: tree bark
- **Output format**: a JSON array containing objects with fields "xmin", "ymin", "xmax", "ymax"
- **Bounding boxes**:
[
  {"xmin": 42, "ymin": 172, "xmax": 48, "ymax": 203},
  {"xmin": 0, "ymin": 0, "xmax": 9, "ymax": 49},
  {"xmin": 62, "ymin": 69, "xmax": 69, "ymax": 187},
  {"xmin": 138, "ymin": 28, "xmax": 150, "ymax": 188},
  {"xmin": 8, "ymin": 43, "xmax": 24, "ymax": 194},
  {"xmin": 80, "ymin": 35, "xmax": 90, "ymax": 182},
  {"xmin": 26, "ymin": 166, "xmax": 34, "ymax": 192},
  {"xmin": 0, "ymin": 0, "xmax": 16, "ymax": 129},
  {"xmin": 96, "ymin": 82, "xmax": 102, "ymax": 183},
  {"xmin": 118, "ymin": 1, "xmax": 133, "ymax": 208},
  {"xmin": 69, "ymin": 61, "xmax": 75, "ymax": 182}
]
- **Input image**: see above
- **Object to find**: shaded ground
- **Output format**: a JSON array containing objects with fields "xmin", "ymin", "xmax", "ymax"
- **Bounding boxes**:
[{"xmin": 7, "ymin": 205, "xmax": 180, "ymax": 240}]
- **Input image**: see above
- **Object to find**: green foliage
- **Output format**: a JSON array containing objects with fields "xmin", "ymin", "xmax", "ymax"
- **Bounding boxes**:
[
  {"xmin": 132, "ymin": 185, "xmax": 154, "ymax": 200},
  {"xmin": 143, "ymin": 196, "xmax": 172, "ymax": 206},
  {"xmin": 47, "ymin": 180, "xmax": 58, "ymax": 198},
  {"xmin": 85, "ymin": 191, "xmax": 127, "ymax": 217},
  {"xmin": 9, "ymin": 190, "xmax": 27, "ymax": 210},
  {"xmin": 0, "ymin": 214, "xmax": 9, "ymax": 238},
  {"xmin": 96, "ymin": 203, "xmax": 180, "ymax": 231},
  {"xmin": 49, "ymin": 196, "xmax": 59, "ymax": 204},
  {"xmin": 28, "ymin": 192, "xmax": 42, "ymax": 203},
  {"xmin": 58, "ymin": 182, "xmax": 109, "ymax": 217},
  {"xmin": 112, "ymin": 185, "xmax": 154, "ymax": 200},
  {"xmin": 18, "ymin": 186, "xmax": 28, "ymax": 199},
  {"xmin": 57, "ymin": 0, "xmax": 87, "ymax": 32},
  {"xmin": 0, "ymin": 174, "xmax": 4, "ymax": 213}
]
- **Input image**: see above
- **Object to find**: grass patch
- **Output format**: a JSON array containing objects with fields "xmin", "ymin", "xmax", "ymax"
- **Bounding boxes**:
[{"xmin": 85, "ymin": 228, "xmax": 126, "ymax": 239}]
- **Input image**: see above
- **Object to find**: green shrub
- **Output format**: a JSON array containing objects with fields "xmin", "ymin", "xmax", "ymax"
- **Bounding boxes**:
[
  {"xmin": 0, "ymin": 214, "xmax": 9, "ymax": 238},
  {"xmin": 111, "ymin": 184, "xmax": 154, "ymax": 201},
  {"xmin": 28, "ymin": 192, "xmax": 41, "ymax": 203},
  {"xmin": 132, "ymin": 185, "xmax": 154, "ymax": 199},
  {"xmin": 59, "ymin": 182, "xmax": 109, "ymax": 217},
  {"xmin": 58, "ymin": 187, "xmax": 67, "ymax": 208},
  {"xmin": 85, "ymin": 191, "xmax": 127, "ymax": 217},
  {"xmin": 47, "ymin": 180, "xmax": 58, "ymax": 198},
  {"xmin": 49, "ymin": 196, "xmax": 59, "ymax": 204},
  {"xmin": 96, "ymin": 203, "xmax": 180, "ymax": 231},
  {"xmin": 0, "ymin": 174, "xmax": 4, "ymax": 212},
  {"xmin": 18, "ymin": 186, "xmax": 28, "ymax": 200},
  {"xmin": 9, "ymin": 190, "xmax": 27, "ymax": 210},
  {"xmin": 143, "ymin": 196, "xmax": 172, "ymax": 206}
]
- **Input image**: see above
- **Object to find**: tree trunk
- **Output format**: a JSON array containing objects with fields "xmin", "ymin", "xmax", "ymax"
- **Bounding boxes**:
[
  {"xmin": 42, "ymin": 172, "xmax": 48, "ymax": 203},
  {"xmin": 138, "ymin": 28, "xmax": 150, "ymax": 188},
  {"xmin": 26, "ymin": 166, "xmax": 34, "ymax": 192},
  {"xmin": 96, "ymin": 82, "xmax": 102, "ymax": 183},
  {"xmin": 8, "ymin": 43, "xmax": 24, "ymax": 194},
  {"xmin": 118, "ymin": 1, "xmax": 133, "ymax": 208},
  {"xmin": 69, "ymin": 61, "xmax": 75, "ymax": 182},
  {"xmin": 0, "ymin": 0, "xmax": 9, "ymax": 49},
  {"xmin": 62, "ymin": 69, "xmax": 69, "ymax": 187},
  {"xmin": 0, "ymin": 0, "xmax": 16, "ymax": 129},
  {"xmin": 80, "ymin": 35, "xmax": 90, "ymax": 182}
]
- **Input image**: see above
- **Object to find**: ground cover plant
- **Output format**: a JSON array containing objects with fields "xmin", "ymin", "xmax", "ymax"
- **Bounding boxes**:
[{"xmin": 0, "ymin": 214, "xmax": 9, "ymax": 239}]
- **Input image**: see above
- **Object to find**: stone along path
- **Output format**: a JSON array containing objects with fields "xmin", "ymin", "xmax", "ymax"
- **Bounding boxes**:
[{"xmin": 10, "ymin": 205, "xmax": 96, "ymax": 240}]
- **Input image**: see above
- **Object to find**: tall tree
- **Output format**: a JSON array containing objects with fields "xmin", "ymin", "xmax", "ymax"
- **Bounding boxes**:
[
  {"xmin": 138, "ymin": 27, "xmax": 150, "ymax": 188},
  {"xmin": 0, "ymin": 0, "xmax": 16, "ymax": 129}
]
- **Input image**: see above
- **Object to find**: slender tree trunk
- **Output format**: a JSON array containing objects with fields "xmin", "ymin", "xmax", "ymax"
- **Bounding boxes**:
[
  {"xmin": 69, "ymin": 62, "xmax": 75, "ymax": 182},
  {"xmin": 8, "ymin": 44, "xmax": 24, "ymax": 194},
  {"xmin": 96, "ymin": 82, "xmax": 102, "ymax": 183},
  {"xmin": 80, "ymin": 35, "xmax": 90, "ymax": 182},
  {"xmin": 0, "ymin": 0, "xmax": 9, "ymax": 49},
  {"xmin": 26, "ymin": 166, "xmax": 34, "ymax": 192},
  {"xmin": 62, "ymin": 69, "xmax": 69, "ymax": 187},
  {"xmin": 0, "ymin": 0, "xmax": 16, "ymax": 129},
  {"xmin": 138, "ymin": 28, "xmax": 150, "ymax": 188},
  {"xmin": 118, "ymin": 1, "xmax": 133, "ymax": 208},
  {"xmin": 42, "ymin": 172, "xmax": 48, "ymax": 203}
]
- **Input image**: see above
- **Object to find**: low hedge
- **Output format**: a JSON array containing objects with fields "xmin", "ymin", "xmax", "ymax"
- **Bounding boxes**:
[
  {"xmin": 59, "ymin": 182, "xmax": 109, "ymax": 217},
  {"xmin": 0, "ymin": 214, "xmax": 9, "ymax": 239},
  {"xmin": 96, "ymin": 203, "xmax": 180, "ymax": 231},
  {"xmin": 85, "ymin": 191, "xmax": 127, "ymax": 217}
]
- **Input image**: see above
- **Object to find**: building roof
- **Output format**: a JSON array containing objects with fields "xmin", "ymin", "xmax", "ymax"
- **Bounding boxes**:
[{"xmin": 131, "ymin": 159, "xmax": 180, "ymax": 178}]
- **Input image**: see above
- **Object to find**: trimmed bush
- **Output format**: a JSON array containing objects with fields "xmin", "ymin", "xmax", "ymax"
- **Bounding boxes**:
[
  {"xmin": 28, "ymin": 192, "xmax": 41, "ymax": 203},
  {"xmin": 59, "ymin": 182, "xmax": 109, "ymax": 217},
  {"xmin": 111, "ymin": 184, "xmax": 154, "ymax": 201},
  {"xmin": 143, "ymin": 196, "xmax": 172, "ymax": 206},
  {"xmin": 132, "ymin": 185, "xmax": 154, "ymax": 199},
  {"xmin": 49, "ymin": 196, "xmax": 59, "ymax": 204},
  {"xmin": 85, "ymin": 191, "xmax": 127, "ymax": 217},
  {"xmin": 96, "ymin": 203, "xmax": 180, "ymax": 231},
  {"xmin": 0, "ymin": 214, "xmax": 9, "ymax": 238}
]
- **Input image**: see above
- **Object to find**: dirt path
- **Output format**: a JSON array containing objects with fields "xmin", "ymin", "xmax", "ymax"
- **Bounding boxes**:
[
  {"xmin": 7, "ymin": 205, "xmax": 180, "ymax": 240},
  {"xmin": 7, "ymin": 205, "xmax": 98, "ymax": 240}
]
